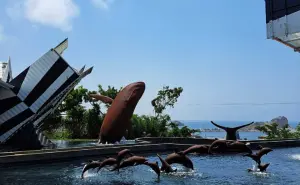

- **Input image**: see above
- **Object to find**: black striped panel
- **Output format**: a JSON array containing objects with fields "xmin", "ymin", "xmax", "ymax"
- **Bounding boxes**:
[
  {"xmin": 9, "ymin": 67, "xmax": 30, "ymax": 95},
  {"xmin": 23, "ymin": 57, "xmax": 68, "ymax": 106},
  {"xmin": 0, "ymin": 96, "xmax": 21, "ymax": 115},
  {"xmin": 0, "ymin": 109, "xmax": 34, "ymax": 136},
  {"xmin": 38, "ymin": 72, "xmax": 79, "ymax": 111},
  {"xmin": 266, "ymin": 0, "xmax": 300, "ymax": 23}
]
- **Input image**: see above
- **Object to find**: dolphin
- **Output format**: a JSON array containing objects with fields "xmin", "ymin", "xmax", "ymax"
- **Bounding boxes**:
[
  {"xmin": 143, "ymin": 161, "xmax": 161, "ymax": 180},
  {"xmin": 247, "ymin": 163, "xmax": 270, "ymax": 172},
  {"xmin": 227, "ymin": 141, "xmax": 253, "ymax": 154},
  {"xmin": 210, "ymin": 121, "xmax": 254, "ymax": 140},
  {"xmin": 96, "ymin": 157, "xmax": 117, "ymax": 173},
  {"xmin": 111, "ymin": 156, "xmax": 148, "ymax": 171},
  {"xmin": 90, "ymin": 81, "xmax": 146, "ymax": 144},
  {"xmin": 177, "ymin": 145, "xmax": 210, "ymax": 155},
  {"xmin": 163, "ymin": 153, "xmax": 194, "ymax": 170},
  {"xmin": 244, "ymin": 146, "xmax": 273, "ymax": 165},
  {"xmin": 115, "ymin": 149, "xmax": 134, "ymax": 172},
  {"xmin": 157, "ymin": 154, "xmax": 177, "ymax": 173},
  {"xmin": 208, "ymin": 140, "xmax": 232, "ymax": 154},
  {"xmin": 81, "ymin": 160, "xmax": 101, "ymax": 179}
]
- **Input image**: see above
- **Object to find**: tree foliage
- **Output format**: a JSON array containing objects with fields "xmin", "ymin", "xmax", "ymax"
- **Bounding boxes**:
[
  {"xmin": 42, "ymin": 84, "xmax": 199, "ymax": 139},
  {"xmin": 151, "ymin": 86, "xmax": 183, "ymax": 115},
  {"xmin": 255, "ymin": 122, "xmax": 297, "ymax": 139}
]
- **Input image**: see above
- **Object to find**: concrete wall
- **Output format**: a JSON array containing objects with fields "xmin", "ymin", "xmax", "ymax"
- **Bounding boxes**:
[
  {"xmin": 135, "ymin": 137, "xmax": 215, "ymax": 144},
  {"xmin": 2, "ymin": 137, "xmax": 300, "ymax": 165}
]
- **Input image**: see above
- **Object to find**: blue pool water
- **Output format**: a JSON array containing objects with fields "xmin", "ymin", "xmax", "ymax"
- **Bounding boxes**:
[{"xmin": 1, "ymin": 147, "xmax": 300, "ymax": 184}]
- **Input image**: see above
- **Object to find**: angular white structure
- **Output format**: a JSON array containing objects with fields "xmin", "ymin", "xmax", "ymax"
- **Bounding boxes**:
[
  {"xmin": 0, "ymin": 38, "xmax": 93, "ymax": 150},
  {"xmin": 265, "ymin": 0, "xmax": 300, "ymax": 52}
]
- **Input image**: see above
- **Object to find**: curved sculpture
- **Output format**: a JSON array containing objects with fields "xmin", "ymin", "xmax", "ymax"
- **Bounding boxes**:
[
  {"xmin": 162, "ymin": 152, "xmax": 194, "ymax": 170},
  {"xmin": 81, "ymin": 160, "xmax": 101, "ymax": 178},
  {"xmin": 157, "ymin": 154, "xmax": 177, "ymax": 173},
  {"xmin": 244, "ymin": 146, "xmax": 273, "ymax": 165},
  {"xmin": 143, "ymin": 161, "xmax": 161, "ymax": 179},
  {"xmin": 90, "ymin": 81, "xmax": 145, "ymax": 144},
  {"xmin": 210, "ymin": 121, "xmax": 254, "ymax": 140},
  {"xmin": 111, "ymin": 156, "xmax": 148, "ymax": 171},
  {"xmin": 96, "ymin": 157, "xmax": 118, "ymax": 173},
  {"xmin": 115, "ymin": 149, "xmax": 134, "ymax": 172}
]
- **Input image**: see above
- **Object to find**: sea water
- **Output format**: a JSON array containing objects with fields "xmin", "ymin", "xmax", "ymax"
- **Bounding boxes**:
[{"xmin": 1, "ymin": 147, "xmax": 300, "ymax": 184}]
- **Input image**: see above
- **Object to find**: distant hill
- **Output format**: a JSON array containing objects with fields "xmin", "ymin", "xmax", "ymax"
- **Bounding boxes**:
[
  {"xmin": 240, "ymin": 116, "xmax": 290, "ymax": 131},
  {"xmin": 239, "ymin": 122, "xmax": 265, "ymax": 131},
  {"xmin": 172, "ymin": 120, "xmax": 184, "ymax": 126}
]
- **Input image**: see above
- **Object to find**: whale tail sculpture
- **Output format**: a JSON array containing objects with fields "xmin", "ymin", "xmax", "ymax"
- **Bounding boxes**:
[{"xmin": 210, "ymin": 121, "xmax": 254, "ymax": 140}]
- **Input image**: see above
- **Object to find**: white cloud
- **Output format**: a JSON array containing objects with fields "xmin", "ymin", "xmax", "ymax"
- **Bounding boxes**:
[
  {"xmin": 24, "ymin": 0, "xmax": 80, "ymax": 32},
  {"xmin": 91, "ymin": 0, "xmax": 115, "ymax": 10},
  {"xmin": 6, "ymin": 0, "xmax": 80, "ymax": 32}
]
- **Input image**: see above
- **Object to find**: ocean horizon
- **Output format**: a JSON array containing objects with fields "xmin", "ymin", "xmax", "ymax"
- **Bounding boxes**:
[
  {"xmin": 180, "ymin": 120, "xmax": 299, "ymax": 140},
  {"xmin": 180, "ymin": 120, "xmax": 299, "ymax": 129}
]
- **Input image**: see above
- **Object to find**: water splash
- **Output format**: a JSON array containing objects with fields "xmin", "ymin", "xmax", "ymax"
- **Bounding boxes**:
[
  {"xmin": 252, "ymin": 164, "xmax": 258, "ymax": 171},
  {"xmin": 289, "ymin": 154, "xmax": 300, "ymax": 160}
]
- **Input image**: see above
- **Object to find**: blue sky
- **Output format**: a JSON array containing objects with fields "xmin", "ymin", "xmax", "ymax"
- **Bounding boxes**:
[{"xmin": 1, "ymin": 0, "xmax": 300, "ymax": 122}]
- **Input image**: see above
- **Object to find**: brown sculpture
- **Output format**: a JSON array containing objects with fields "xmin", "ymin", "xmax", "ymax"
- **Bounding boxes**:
[
  {"xmin": 90, "ymin": 81, "xmax": 145, "ymax": 144},
  {"xmin": 210, "ymin": 121, "xmax": 254, "ymax": 140}
]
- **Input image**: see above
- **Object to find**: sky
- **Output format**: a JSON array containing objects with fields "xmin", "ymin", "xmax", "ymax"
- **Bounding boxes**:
[{"xmin": 0, "ymin": 0, "xmax": 300, "ymax": 122}]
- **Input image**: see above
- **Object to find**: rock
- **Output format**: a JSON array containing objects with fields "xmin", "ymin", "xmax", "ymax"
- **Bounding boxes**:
[
  {"xmin": 172, "ymin": 120, "xmax": 184, "ymax": 126},
  {"xmin": 270, "ymin": 116, "xmax": 289, "ymax": 128}
]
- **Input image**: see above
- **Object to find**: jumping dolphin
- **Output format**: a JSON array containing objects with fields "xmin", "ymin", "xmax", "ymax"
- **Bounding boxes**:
[
  {"xmin": 115, "ymin": 149, "xmax": 134, "ymax": 172},
  {"xmin": 163, "ymin": 153, "xmax": 194, "ymax": 170},
  {"xmin": 210, "ymin": 121, "xmax": 254, "ymax": 140},
  {"xmin": 208, "ymin": 140, "xmax": 232, "ymax": 154},
  {"xmin": 247, "ymin": 163, "xmax": 270, "ymax": 172},
  {"xmin": 111, "ymin": 156, "xmax": 148, "ymax": 171},
  {"xmin": 177, "ymin": 145, "xmax": 210, "ymax": 155},
  {"xmin": 90, "ymin": 81, "xmax": 146, "ymax": 144},
  {"xmin": 227, "ymin": 141, "xmax": 253, "ymax": 154},
  {"xmin": 244, "ymin": 146, "xmax": 273, "ymax": 165},
  {"xmin": 143, "ymin": 161, "xmax": 161, "ymax": 179},
  {"xmin": 157, "ymin": 154, "xmax": 177, "ymax": 173},
  {"xmin": 81, "ymin": 160, "xmax": 101, "ymax": 179},
  {"xmin": 96, "ymin": 157, "xmax": 117, "ymax": 173}
]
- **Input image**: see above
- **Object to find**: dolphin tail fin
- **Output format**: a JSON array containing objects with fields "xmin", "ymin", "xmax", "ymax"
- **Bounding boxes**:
[
  {"xmin": 156, "ymin": 154, "xmax": 165, "ymax": 168},
  {"xmin": 210, "ymin": 121, "xmax": 227, "ymax": 131},
  {"xmin": 233, "ymin": 122, "xmax": 254, "ymax": 130}
]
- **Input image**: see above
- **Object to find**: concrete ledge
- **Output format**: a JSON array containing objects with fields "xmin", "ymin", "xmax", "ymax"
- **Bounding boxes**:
[
  {"xmin": 0, "ymin": 143, "xmax": 176, "ymax": 165},
  {"xmin": 2, "ymin": 138, "xmax": 300, "ymax": 165},
  {"xmin": 135, "ymin": 137, "xmax": 215, "ymax": 144}
]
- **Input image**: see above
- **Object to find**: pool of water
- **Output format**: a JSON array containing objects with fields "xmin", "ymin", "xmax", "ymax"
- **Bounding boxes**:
[{"xmin": 1, "ymin": 147, "xmax": 300, "ymax": 184}]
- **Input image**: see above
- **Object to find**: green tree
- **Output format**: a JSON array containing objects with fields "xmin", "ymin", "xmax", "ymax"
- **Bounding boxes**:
[
  {"xmin": 63, "ymin": 86, "xmax": 88, "ymax": 138},
  {"xmin": 97, "ymin": 85, "xmax": 122, "ymax": 108},
  {"xmin": 255, "ymin": 122, "xmax": 294, "ymax": 139},
  {"xmin": 40, "ymin": 108, "xmax": 63, "ymax": 133},
  {"xmin": 151, "ymin": 86, "xmax": 183, "ymax": 116}
]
